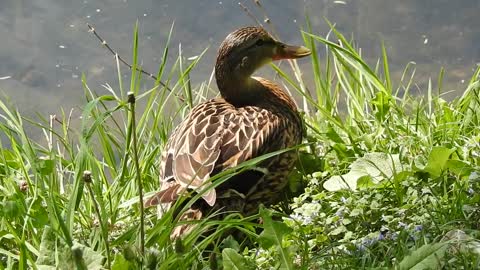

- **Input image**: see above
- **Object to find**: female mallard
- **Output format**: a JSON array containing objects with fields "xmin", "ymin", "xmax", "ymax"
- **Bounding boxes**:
[{"xmin": 146, "ymin": 26, "xmax": 310, "ymax": 235}]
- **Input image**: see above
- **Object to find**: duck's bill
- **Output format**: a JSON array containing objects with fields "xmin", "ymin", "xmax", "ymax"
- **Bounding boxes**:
[{"xmin": 273, "ymin": 43, "xmax": 311, "ymax": 60}]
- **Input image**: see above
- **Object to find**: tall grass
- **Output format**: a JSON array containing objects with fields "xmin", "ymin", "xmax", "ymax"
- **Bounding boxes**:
[{"xmin": 0, "ymin": 20, "xmax": 479, "ymax": 269}]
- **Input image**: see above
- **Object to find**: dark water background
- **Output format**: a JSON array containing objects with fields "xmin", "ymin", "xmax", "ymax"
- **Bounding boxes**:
[{"xmin": 0, "ymin": 0, "xmax": 479, "ymax": 118}]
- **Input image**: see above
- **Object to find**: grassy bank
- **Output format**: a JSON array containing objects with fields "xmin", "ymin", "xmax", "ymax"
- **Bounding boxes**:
[{"xmin": 0, "ymin": 23, "xmax": 479, "ymax": 269}]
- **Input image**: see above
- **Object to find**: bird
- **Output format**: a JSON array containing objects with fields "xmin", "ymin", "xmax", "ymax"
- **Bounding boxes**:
[{"xmin": 145, "ymin": 26, "xmax": 311, "ymax": 238}]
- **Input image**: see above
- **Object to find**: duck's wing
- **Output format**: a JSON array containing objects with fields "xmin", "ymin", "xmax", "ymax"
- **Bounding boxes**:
[
  {"xmin": 145, "ymin": 99, "xmax": 282, "ymax": 208},
  {"xmin": 215, "ymin": 105, "xmax": 281, "ymax": 169}
]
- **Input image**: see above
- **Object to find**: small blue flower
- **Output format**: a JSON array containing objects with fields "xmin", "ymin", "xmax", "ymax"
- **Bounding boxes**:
[
  {"xmin": 380, "ymin": 225, "xmax": 389, "ymax": 232},
  {"xmin": 377, "ymin": 227, "xmax": 389, "ymax": 241},
  {"xmin": 342, "ymin": 247, "xmax": 352, "ymax": 255},
  {"xmin": 356, "ymin": 244, "xmax": 366, "ymax": 252},
  {"xmin": 389, "ymin": 232, "xmax": 398, "ymax": 240},
  {"xmin": 468, "ymin": 171, "xmax": 479, "ymax": 181},
  {"xmin": 414, "ymin": 225, "xmax": 423, "ymax": 232},
  {"xmin": 362, "ymin": 237, "xmax": 376, "ymax": 246},
  {"xmin": 398, "ymin": 221, "xmax": 407, "ymax": 228}
]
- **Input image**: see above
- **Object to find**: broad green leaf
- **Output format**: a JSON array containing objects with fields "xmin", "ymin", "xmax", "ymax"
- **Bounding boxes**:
[
  {"xmin": 2, "ymin": 200, "xmax": 21, "ymax": 219},
  {"xmin": 37, "ymin": 228, "xmax": 105, "ymax": 270},
  {"xmin": 441, "ymin": 229, "xmax": 480, "ymax": 256},
  {"xmin": 397, "ymin": 242, "xmax": 448, "ymax": 270},
  {"xmin": 423, "ymin": 146, "xmax": 455, "ymax": 177},
  {"xmin": 324, "ymin": 152, "xmax": 404, "ymax": 191},
  {"xmin": 372, "ymin": 91, "xmax": 392, "ymax": 121},
  {"xmin": 38, "ymin": 266, "xmax": 56, "ymax": 270},
  {"xmin": 1, "ymin": 149, "xmax": 20, "ymax": 170},
  {"xmin": 357, "ymin": 175, "xmax": 375, "ymax": 188},
  {"xmin": 64, "ymin": 242, "xmax": 105, "ymax": 270},
  {"xmin": 258, "ymin": 208, "xmax": 293, "ymax": 249},
  {"xmin": 350, "ymin": 153, "xmax": 402, "ymax": 180},
  {"xmin": 36, "ymin": 227, "xmax": 57, "ymax": 265},
  {"xmin": 444, "ymin": 160, "xmax": 474, "ymax": 178},
  {"xmin": 331, "ymin": 143, "xmax": 355, "ymax": 160},
  {"xmin": 326, "ymin": 125, "xmax": 345, "ymax": 144},
  {"xmin": 288, "ymin": 169, "xmax": 303, "ymax": 193},
  {"xmin": 221, "ymin": 235, "xmax": 241, "ymax": 251},
  {"xmin": 222, "ymin": 248, "xmax": 252, "ymax": 270},
  {"xmin": 36, "ymin": 157, "xmax": 54, "ymax": 175},
  {"xmin": 258, "ymin": 208, "xmax": 294, "ymax": 270},
  {"xmin": 323, "ymin": 170, "xmax": 367, "ymax": 191},
  {"xmin": 297, "ymin": 151, "xmax": 324, "ymax": 175},
  {"xmin": 30, "ymin": 197, "xmax": 50, "ymax": 227},
  {"xmin": 111, "ymin": 253, "xmax": 134, "ymax": 270}
]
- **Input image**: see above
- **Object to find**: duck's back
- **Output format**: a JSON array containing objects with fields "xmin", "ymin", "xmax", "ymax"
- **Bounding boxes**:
[{"xmin": 157, "ymin": 92, "xmax": 302, "ymax": 214}]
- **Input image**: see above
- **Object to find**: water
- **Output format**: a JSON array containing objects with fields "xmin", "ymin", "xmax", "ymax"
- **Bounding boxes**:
[{"xmin": 0, "ymin": 0, "xmax": 478, "ymax": 117}]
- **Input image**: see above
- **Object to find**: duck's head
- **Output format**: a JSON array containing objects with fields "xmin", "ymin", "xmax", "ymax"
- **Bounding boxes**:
[{"xmin": 215, "ymin": 26, "xmax": 311, "ymax": 102}]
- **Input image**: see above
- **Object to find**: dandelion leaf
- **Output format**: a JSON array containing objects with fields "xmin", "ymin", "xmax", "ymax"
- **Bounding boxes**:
[
  {"xmin": 258, "ymin": 208, "xmax": 293, "ymax": 249},
  {"xmin": 258, "ymin": 207, "xmax": 294, "ymax": 270},
  {"xmin": 222, "ymin": 248, "xmax": 253, "ymax": 270},
  {"xmin": 444, "ymin": 160, "xmax": 473, "ymax": 178},
  {"xmin": 36, "ymin": 226, "xmax": 60, "ymax": 266},
  {"xmin": 441, "ymin": 229, "xmax": 480, "ymax": 256},
  {"xmin": 397, "ymin": 242, "xmax": 448, "ymax": 270},
  {"xmin": 111, "ymin": 253, "xmax": 134, "ymax": 270},
  {"xmin": 423, "ymin": 146, "xmax": 455, "ymax": 177},
  {"xmin": 36, "ymin": 227, "xmax": 103, "ymax": 269},
  {"xmin": 324, "ymin": 152, "xmax": 403, "ymax": 191},
  {"xmin": 323, "ymin": 170, "xmax": 366, "ymax": 191}
]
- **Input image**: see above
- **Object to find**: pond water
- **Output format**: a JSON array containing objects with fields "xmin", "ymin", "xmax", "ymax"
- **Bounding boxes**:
[{"xmin": 0, "ymin": 0, "xmax": 478, "ymax": 117}]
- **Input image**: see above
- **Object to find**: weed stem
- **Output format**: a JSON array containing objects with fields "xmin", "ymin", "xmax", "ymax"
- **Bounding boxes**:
[
  {"xmin": 127, "ymin": 92, "xmax": 146, "ymax": 257},
  {"xmin": 84, "ymin": 171, "xmax": 111, "ymax": 269}
]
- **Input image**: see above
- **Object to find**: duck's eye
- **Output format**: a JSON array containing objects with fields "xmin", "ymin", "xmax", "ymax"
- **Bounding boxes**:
[{"xmin": 255, "ymin": 39, "xmax": 264, "ymax": 46}]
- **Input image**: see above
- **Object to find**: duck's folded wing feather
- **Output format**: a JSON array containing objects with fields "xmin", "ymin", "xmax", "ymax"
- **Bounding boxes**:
[
  {"xmin": 216, "ymin": 106, "xmax": 280, "ymax": 170},
  {"xmin": 148, "ymin": 99, "xmax": 282, "ymax": 207}
]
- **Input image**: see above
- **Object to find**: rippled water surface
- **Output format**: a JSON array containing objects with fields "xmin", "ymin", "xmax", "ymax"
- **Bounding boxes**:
[{"xmin": 0, "ymin": 0, "xmax": 478, "ymax": 116}]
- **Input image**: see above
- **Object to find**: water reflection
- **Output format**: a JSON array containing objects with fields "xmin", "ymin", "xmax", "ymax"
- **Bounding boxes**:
[{"xmin": 0, "ymin": 0, "xmax": 478, "ymax": 116}]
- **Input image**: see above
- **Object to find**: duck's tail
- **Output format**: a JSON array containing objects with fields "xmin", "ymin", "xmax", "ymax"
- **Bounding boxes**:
[
  {"xmin": 144, "ymin": 181, "xmax": 181, "ymax": 208},
  {"xmin": 144, "ymin": 182, "xmax": 204, "ymax": 239},
  {"xmin": 170, "ymin": 208, "xmax": 203, "ymax": 239}
]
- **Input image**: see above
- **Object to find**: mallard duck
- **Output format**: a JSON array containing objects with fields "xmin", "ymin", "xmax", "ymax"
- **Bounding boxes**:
[{"xmin": 145, "ymin": 26, "xmax": 311, "ymax": 236}]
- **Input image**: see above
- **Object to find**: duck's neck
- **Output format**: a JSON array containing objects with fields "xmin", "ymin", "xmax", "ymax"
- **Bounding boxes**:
[
  {"xmin": 215, "ymin": 59, "xmax": 298, "ymax": 111},
  {"xmin": 215, "ymin": 60, "xmax": 258, "ymax": 105}
]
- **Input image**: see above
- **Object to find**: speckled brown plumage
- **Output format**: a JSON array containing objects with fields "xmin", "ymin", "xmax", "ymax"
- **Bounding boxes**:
[{"xmin": 145, "ymin": 26, "xmax": 310, "ymax": 237}]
